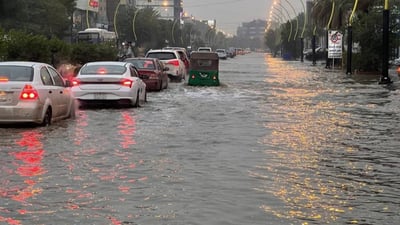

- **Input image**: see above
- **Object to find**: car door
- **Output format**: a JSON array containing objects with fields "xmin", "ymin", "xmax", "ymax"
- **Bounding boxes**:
[
  {"xmin": 39, "ymin": 67, "xmax": 62, "ymax": 117},
  {"xmin": 47, "ymin": 66, "xmax": 70, "ymax": 117}
]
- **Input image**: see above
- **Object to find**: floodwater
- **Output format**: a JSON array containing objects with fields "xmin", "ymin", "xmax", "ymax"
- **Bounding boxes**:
[{"xmin": 1, "ymin": 53, "xmax": 399, "ymax": 225}]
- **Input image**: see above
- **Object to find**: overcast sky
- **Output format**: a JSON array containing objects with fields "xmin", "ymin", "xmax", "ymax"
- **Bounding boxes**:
[{"xmin": 183, "ymin": 0, "xmax": 305, "ymax": 35}]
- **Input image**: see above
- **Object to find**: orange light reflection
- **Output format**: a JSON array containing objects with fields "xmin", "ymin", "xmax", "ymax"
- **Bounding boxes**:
[{"xmin": 258, "ymin": 55, "xmax": 357, "ymax": 224}]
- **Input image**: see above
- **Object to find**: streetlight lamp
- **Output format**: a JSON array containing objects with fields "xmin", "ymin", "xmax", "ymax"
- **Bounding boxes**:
[{"xmin": 379, "ymin": 0, "xmax": 392, "ymax": 84}]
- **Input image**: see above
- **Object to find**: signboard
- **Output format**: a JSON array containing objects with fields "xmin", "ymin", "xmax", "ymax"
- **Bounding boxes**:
[
  {"xmin": 328, "ymin": 30, "xmax": 343, "ymax": 59},
  {"xmin": 76, "ymin": 0, "xmax": 99, "ymax": 12}
]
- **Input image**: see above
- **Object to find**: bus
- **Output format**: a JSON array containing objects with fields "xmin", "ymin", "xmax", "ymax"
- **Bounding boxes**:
[{"xmin": 77, "ymin": 28, "xmax": 116, "ymax": 44}]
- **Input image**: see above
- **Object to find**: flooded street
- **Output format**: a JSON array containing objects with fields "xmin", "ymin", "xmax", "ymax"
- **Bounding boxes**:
[{"xmin": 1, "ymin": 53, "xmax": 399, "ymax": 225}]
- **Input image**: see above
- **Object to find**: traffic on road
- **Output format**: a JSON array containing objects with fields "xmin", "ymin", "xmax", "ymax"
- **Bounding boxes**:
[{"xmin": 1, "ymin": 52, "xmax": 399, "ymax": 225}]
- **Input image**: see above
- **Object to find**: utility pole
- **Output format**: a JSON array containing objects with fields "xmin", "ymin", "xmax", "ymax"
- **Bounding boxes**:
[{"xmin": 379, "ymin": 0, "xmax": 392, "ymax": 84}]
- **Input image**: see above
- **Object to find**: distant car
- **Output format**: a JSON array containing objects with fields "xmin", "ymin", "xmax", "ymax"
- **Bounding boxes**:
[
  {"xmin": 0, "ymin": 61, "xmax": 75, "ymax": 126},
  {"xmin": 215, "ymin": 49, "xmax": 228, "ymax": 60},
  {"xmin": 124, "ymin": 57, "xmax": 168, "ymax": 91},
  {"xmin": 227, "ymin": 47, "xmax": 236, "ymax": 58},
  {"xmin": 71, "ymin": 61, "xmax": 146, "ymax": 107},
  {"xmin": 145, "ymin": 49, "xmax": 187, "ymax": 82},
  {"xmin": 197, "ymin": 47, "xmax": 212, "ymax": 52}
]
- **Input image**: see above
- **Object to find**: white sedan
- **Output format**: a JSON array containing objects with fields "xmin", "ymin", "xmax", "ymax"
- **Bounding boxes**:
[
  {"xmin": 0, "ymin": 61, "xmax": 75, "ymax": 126},
  {"xmin": 71, "ymin": 61, "xmax": 146, "ymax": 107}
]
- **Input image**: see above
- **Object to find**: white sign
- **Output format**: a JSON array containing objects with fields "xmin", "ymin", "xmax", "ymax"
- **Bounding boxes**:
[
  {"xmin": 328, "ymin": 30, "xmax": 343, "ymax": 59},
  {"xmin": 76, "ymin": 0, "xmax": 99, "ymax": 12}
]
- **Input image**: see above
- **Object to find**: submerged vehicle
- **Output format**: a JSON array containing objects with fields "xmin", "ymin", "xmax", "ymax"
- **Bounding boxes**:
[{"xmin": 188, "ymin": 51, "xmax": 219, "ymax": 86}]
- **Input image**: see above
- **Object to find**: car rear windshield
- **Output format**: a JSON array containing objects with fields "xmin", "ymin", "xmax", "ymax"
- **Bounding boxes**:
[
  {"xmin": 125, "ymin": 59, "xmax": 155, "ymax": 69},
  {"xmin": 146, "ymin": 52, "xmax": 176, "ymax": 60},
  {"xmin": 0, "ymin": 65, "xmax": 33, "ymax": 81},
  {"xmin": 80, "ymin": 65, "xmax": 127, "ymax": 75}
]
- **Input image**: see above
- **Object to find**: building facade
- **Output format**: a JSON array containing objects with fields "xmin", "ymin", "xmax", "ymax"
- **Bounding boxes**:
[
  {"xmin": 237, "ymin": 19, "xmax": 267, "ymax": 50},
  {"xmin": 237, "ymin": 19, "xmax": 266, "ymax": 40}
]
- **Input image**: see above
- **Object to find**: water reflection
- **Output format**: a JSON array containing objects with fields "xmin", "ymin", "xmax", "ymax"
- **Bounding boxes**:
[
  {"xmin": 257, "ymin": 55, "xmax": 400, "ymax": 224},
  {"xmin": 0, "ymin": 131, "xmax": 45, "ymax": 224},
  {"xmin": 59, "ymin": 109, "xmax": 144, "ymax": 224}
]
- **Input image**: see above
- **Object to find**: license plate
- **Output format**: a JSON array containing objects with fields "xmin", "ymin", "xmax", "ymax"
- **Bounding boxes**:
[
  {"xmin": 0, "ymin": 91, "xmax": 8, "ymax": 102},
  {"xmin": 94, "ymin": 93, "xmax": 106, "ymax": 100}
]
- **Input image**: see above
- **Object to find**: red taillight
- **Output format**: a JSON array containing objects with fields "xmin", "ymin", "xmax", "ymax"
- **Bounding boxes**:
[
  {"xmin": 121, "ymin": 79, "xmax": 133, "ymax": 88},
  {"xmin": 71, "ymin": 78, "xmax": 80, "ymax": 86},
  {"xmin": 167, "ymin": 60, "xmax": 180, "ymax": 67},
  {"xmin": 97, "ymin": 68, "xmax": 107, "ymax": 74},
  {"xmin": 20, "ymin": 84, "xmax": 39, "ymax": 100},
  {"xmin": 0, "ymin": 76, "xmax": 9, "ymax": 82}
]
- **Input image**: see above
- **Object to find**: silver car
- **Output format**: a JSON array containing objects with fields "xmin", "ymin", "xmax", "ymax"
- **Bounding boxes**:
[
  {"xmin": 145, "ymin": 49, "xmax": 187, "ymax": 82},
  {"xmin": 71, "ymin": 61, "xmax": 147, "ymax": 107},
  {"xmin": 0, "ymin": 61, "xmax": 75, "ymax": 126}
]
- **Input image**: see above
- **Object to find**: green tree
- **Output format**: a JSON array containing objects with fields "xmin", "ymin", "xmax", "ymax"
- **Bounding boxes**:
[
  {"xmin": 0, "ymin": 0, "xmax": 75, "ymax": 38},
  {"xmin": 134, "ymin": 8, "xmax": 161, "ymax": 49},
  {"xmin": 265, "ymin": 29, "xmax": 280, "ymax": 56}
]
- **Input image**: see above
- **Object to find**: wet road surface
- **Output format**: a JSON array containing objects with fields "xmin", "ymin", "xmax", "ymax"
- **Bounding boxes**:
[{"xmin": 1, "ymin": 53, "xmax": 399, "ymax": 225}]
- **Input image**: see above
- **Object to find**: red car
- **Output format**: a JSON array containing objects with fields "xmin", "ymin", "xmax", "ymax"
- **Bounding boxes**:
[{"xmin": 124, "ymin": 57, "xmax": 168, "ymax": 91}]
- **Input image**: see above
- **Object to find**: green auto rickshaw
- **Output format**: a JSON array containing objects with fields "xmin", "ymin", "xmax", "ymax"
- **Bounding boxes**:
[{"xmin": 188, "ymin": 51, "xmax": 219, "ymax": 86}]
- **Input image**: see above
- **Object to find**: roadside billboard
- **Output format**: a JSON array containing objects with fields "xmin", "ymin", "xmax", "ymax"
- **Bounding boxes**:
[
  {"xmin": 76, "ymin": 0, "xmax": 99, "ymax": 12},
  {"xmin": 328, "ymin": 30, "xmax": 343, "ymax": 59}
]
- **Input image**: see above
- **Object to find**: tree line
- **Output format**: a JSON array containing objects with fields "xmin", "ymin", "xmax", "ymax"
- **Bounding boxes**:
[
  {"xmin": 0, "ymin": 0, "xmax": 256, "ymax": 66},
  {"xmin": 265, "ymin": 0, "xmax": 400, "ymax": 72}
]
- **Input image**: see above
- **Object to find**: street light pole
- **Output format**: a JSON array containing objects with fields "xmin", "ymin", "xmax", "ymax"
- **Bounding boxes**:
[
  {"xmin": 113, "ymin": 0, "xmax": 122, "ymax": 43},
  {"xmin": 379, "ymin": 0, "xmax": 392, "ymax": 84},
  {"xmin": 300, "ymin": 0, "xmax": 307, "ymax": 62},
  {"xmin": 172, "ymin": 19, "xmax": 178, "ymax": 45},
  {"xmin": 346, "ymin": 0, "xmax": 358, "ymax": 75},
  {"xmin": 132, "ymin": 9, "xmax": 139, "ymax": 42},
  {"xmin": 312, "ymin": 26, "xmax": 317, "ymax": 66},
  {"xmin": 277, "ymin": 2, "xmax": 292, "ymax": 42},
  {"xmin": 326, "ymin": 0, "xmax": 335, "ymax": 69},
  {"xmin": 283, "ymin": 0, "xmax": 298, "ymax": 41}
]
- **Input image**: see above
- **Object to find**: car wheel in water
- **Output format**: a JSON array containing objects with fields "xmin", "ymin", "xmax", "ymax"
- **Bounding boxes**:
[
  {"xmin": 41, "ymin": 108, "xmax": 52, "ymax": 127},
  {"xmin": 134, "ymin": 91, "xmax": 140, "ymax": 107},
  {"xmin": 68, "ymin": 100, "xmax": 76, "ymax": 119},
  {"xmin": 159, "ymin": 81, "xmax": 163, "ymax": 91}
]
